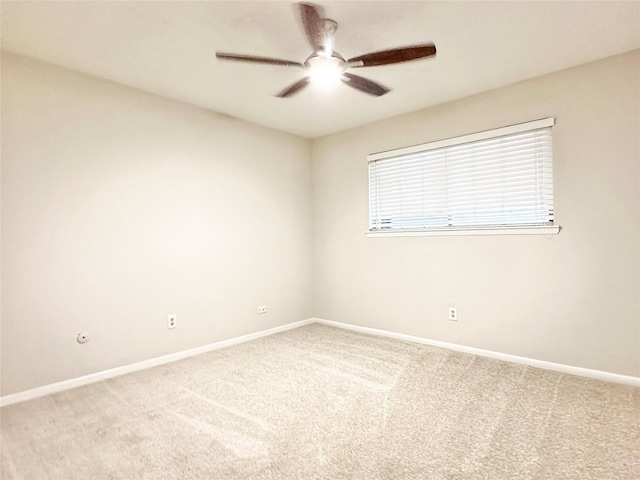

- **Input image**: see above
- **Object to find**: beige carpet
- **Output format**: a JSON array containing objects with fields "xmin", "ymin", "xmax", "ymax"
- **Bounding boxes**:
[{"xmin": 1, "ymin": 324, "xmax": 638, "ymax": 479}]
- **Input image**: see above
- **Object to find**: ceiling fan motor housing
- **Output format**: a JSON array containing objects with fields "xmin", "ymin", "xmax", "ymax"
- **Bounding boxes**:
[{"xmin": 305, "ymin": 52, "xmax": 347, "ymax": 71}]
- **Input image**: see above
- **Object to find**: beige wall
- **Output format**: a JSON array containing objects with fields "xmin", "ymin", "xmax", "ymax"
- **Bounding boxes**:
[
  {"xmin": 1, "ymin": 53, "xmax": 313, "ymax": 395},
  {"xmin": 2, "ymin": 49, "xmax": 638, "ymax": 397},
  {"xmin": 312, "ymin": 50, "xmax": 640, "ymax": 377}
]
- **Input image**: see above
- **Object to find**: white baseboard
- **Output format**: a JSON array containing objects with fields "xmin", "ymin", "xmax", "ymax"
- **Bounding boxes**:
[
  {"xmin": 3, "ymin": 316, "xmax": 637, "ymax": 407},
  {"xmin": 314, "ymin": 318, "xmax": 640, "ymax": 387},
  {"xmin": 0, "ymin": 318, "xmax": 315, "ymax": 407}
]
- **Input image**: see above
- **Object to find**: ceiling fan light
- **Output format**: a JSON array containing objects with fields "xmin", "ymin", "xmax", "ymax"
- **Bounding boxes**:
[
  {"xmin": 306, "ymin": 54, "xmax": 346, "ymax": 87},
  {"xmin": 309, "ymin": 62, "xmax": 342, "ymax": 86}
]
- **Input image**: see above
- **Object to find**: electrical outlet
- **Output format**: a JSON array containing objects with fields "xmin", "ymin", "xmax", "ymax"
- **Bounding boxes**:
[
  {"xmin": 448, "ymin": 307, "xmax": 457, "ymax": 321},
  {"xmin": 168, "ymin": 314, "xmax": 177, "ymax": 329},
  {"xmin": 257, "ymin": 305, "xmax": 268, "ymax": 314}
]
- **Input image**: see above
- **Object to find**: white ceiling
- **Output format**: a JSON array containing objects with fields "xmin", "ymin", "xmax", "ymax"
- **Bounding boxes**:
[{"xmin": 2, "ymin": 1, "xmax": 639, "ymax": 138}]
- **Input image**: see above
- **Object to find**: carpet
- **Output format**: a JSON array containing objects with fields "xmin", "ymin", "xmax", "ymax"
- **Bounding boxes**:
[{"xmin": 1, "ymin": 324, "xmax": 638, "ymax": 479}]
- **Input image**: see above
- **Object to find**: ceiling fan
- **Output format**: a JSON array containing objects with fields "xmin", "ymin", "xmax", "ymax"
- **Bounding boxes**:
[{"xmin": 216, "ymin": 2, "xmax": 436, "ymax": 98}]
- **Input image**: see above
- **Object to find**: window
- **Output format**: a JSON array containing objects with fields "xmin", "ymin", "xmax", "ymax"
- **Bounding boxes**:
[{"xmin": 367, "ymin": 118, "xmax": 559, "ymax": 236}]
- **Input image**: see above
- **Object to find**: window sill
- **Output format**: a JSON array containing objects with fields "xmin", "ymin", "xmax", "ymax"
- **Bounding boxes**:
[{"xmin": 366, "ymin": 225, "xmax": 561, "ymax": 237}]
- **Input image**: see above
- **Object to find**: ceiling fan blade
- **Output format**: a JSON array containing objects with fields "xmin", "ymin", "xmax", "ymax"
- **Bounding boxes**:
[
  {"xmin": 216, "ymin": 52, "xmax": 303, "ymax": 68},
  {"xmin": 297, "ymin": 2, "xmax": 325, "ymax": 52},
  {"xmin": 341, "ymin": 73, "xmax": 390, "ymax": 97},
  {"xmin": 348, "ymin": 43, "xmax": 437, "ymax": 67},
  {"xmin": 276, "ymin": 77, "xmax": 311, "ymax": 98}
]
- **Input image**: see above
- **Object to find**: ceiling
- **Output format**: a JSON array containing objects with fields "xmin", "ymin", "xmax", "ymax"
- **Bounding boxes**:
[{"xmin": 2, "ymin": 1, "xmax": 639, "ymax": 139}]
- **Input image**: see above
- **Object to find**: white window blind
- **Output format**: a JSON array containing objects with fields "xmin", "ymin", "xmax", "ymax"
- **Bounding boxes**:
[{"xmin": 368, "ymin": 118, "xmax": 555, "ymax": 233}]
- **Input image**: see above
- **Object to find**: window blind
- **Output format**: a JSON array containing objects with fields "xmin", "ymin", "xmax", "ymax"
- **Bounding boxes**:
[{"xmin": 368, "ymin": 118, "xmax": 554, "ymax": 232}]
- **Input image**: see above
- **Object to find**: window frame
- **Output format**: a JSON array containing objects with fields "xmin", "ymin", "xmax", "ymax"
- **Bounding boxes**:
[{"xmin": 366, "ymin": 118, "xmax": 560, "ymax": 237}]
